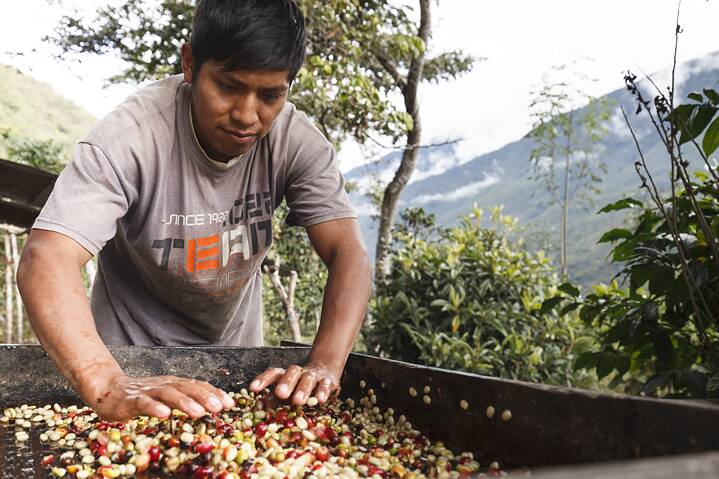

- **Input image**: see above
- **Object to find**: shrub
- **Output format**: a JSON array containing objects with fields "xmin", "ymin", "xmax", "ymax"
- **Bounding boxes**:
[{"xmin": 366, "ymin": 207, "xmax": 595, "ymax": 387}]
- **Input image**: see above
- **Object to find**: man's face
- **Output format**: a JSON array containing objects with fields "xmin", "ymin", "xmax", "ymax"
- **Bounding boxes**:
[{"xmin": 182, "ymin": 44, "xmax": 290, "ymax": 162}]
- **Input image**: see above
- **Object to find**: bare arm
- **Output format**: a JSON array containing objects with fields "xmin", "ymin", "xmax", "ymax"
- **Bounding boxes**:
[
  {"xmin": 250, "ymin": 218, "xmax": 371, "ymax": 404},
  {"xmin": 17, "ymin": 230, "xmax": 234, "ymax": 420}
]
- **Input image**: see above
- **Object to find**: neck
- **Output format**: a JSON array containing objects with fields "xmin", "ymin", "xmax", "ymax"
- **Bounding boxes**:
[{"xmin": 189, "ymin": 102, "xmax": 232, "ymax": 164}]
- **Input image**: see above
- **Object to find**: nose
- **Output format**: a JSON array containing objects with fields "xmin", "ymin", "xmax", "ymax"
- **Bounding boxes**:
[{"xmin": 229, "ymin": 93, "xmax": 260, "ymax": 129}]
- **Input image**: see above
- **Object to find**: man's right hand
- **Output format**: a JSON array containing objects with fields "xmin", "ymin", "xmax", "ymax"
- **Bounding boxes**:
[
  {"xmin": 17, "ymin": 230, "xmax": 235, "ymax": 422},
  {"xmin": 84, "ymin": 371, "xmax": 235, "ymax": 421}
]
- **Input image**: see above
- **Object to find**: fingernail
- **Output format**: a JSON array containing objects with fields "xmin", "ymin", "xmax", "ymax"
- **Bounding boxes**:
[
  {"xmin": 207, "ymin": 396, "xmax": 222, "ymax": 411},
  {"xmin": 222, "ymin": 392, "xmax": 235, "ymax": 407},
  {"xmin": 156, "ymin": 405, "xmax": 171, "ymax": 418},
  {"xmin": 276, "ymin": 384, "xmax": 288, "ymax": 396},
  {"xmin": 189, "ymin": 403, "xmax": 205, "ymax": 416},
  {"xmin": 294, "ymin": 391, "xmax": 305, "ymax": 402},
  {"xmin": 250, "ymin": 380, "xmax": 261, "ymax": 390},
  {"xmin": 317, "ymin": 392, "xmax": 327, "ymax": 402}
]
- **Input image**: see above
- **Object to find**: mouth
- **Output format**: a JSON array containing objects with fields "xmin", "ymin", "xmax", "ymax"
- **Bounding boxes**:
[{"xmin": 223, "ymin": 129, "xmax": 257, "ymax": 144}]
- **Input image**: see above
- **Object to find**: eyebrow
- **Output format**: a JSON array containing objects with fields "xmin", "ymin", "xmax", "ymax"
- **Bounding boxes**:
[{"xmin": 218, "ymin": 74, "xmax": 289, "ymax": 93}]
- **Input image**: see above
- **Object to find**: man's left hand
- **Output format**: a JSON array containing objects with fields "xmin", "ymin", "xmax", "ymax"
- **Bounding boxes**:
[{"xmin": 249, "ymin": 361, "xmax": 341, "ymax": 406}]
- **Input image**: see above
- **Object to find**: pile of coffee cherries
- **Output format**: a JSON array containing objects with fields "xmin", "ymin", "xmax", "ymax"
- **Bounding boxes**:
[{"xmin": 3, "ymin": 385, "xmax": 499, "ymax": 478}]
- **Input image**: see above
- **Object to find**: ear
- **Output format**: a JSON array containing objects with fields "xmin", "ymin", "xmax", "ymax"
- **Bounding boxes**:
[{"xmin": 181, "ymin": 43, "xmax": 194, "ymax": 84}]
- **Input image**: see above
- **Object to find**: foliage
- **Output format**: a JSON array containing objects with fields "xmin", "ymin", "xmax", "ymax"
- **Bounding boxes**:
[
  {"xmin": 1, "ymin": 129, "xmax": 66, "ymax": 174},
  {"xmin": 528, "ymin": 63, "xmax": 613, "ymax": 278},
  {"xmin": 262, "ymin": 204, "xmax": 327, "ymax": 346},
  {"xmin": 541, "ymin": 84, "xmax": 719, "ymax": 398},
  {"xmin": 47, "ymin": 0, "xmax": 473, "ymax": 149},
  {"xmin": 366, "ymin": 207, "xmax": 596, "ymax": 387}
]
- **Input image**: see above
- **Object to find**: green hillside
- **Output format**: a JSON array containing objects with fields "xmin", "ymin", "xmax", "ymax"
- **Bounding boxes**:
[
  {"xmin": 348, "ymin": 51, "xmax": 719, "ymax": 287},
  {"xmin": 0, "ymin": 64, "xmax": 97, "ymax": 158}
]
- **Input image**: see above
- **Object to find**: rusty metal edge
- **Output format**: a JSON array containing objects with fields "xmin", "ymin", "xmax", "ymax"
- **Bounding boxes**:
[{"xmin": 530, "ymin": 450, "xmax": 719, "ymax": 479}]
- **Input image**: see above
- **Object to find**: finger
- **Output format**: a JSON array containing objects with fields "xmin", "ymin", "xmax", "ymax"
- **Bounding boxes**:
[
  {"xmin": 217, "ymin": 387, "xmax": 235, "ymax": 409},
  {"xmin": 172, "ymin": 379, "xmax": 227, "ymax": 414},
  {"xmin": 250, "ymin": 368, "xmax": 285, "ymax": 393},
  {"xmin": 146, "ymin": 385, "xmax": 206, "ymax": 418},
  {"xmin": 313, "ymin": 377, "xmax": 337, "ymax": 403},
  {"xmin": 132, "ymin": 395, "xmax": 172, "ymax": 419},
  {"xmin": 292, "ymin": 371, "xmax": 318, "ymax": 406},
  {"xmin": 93, "ymin": 405, "xmax": 129, "ymax": 423},
  {"xmin": 274, "ymin": 365, "xmax": 304, "ymax": 400}
]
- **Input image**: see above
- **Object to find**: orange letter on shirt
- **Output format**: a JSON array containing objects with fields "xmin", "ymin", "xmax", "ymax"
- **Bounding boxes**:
[{"xmin": 186, "ymin": 234, "xmax": 220, "ymax": 272}]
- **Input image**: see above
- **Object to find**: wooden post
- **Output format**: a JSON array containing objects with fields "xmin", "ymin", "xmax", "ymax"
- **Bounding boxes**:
[
  {"xmin": 85, "ymin": 258, "xmax": 97, "ymax": 294},
  {"xmin": 10, "ymin": 233, "xmax": 22, "ymax": 343},
  {"xmin": 3, "ymin": 233, "xmax": 13, "ymax": 344}
]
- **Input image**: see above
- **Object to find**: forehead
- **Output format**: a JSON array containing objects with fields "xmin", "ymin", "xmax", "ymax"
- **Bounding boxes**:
[{"xmin": 203, "ymin": 61, "xmax": 290, "ymax": 90}]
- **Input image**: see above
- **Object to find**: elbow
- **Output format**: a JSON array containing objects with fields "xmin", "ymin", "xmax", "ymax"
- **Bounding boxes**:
[
  {"xmin": 15, "ymin": 244, "xmax": 32, "ymax": 296},
  {"xmin": 359, "ymin": 246, "xmax": 371, "ymax": 282},
  {"xmin": 329, "ymin": 240, "xmax": 370, "ymax": 276},
  {"xmin": 16, "ymin": 240, "xmax": 36, "ymax": 298},
  {"xmin": 350, "ymin": 243, "xmax": 372, "ymax": 289}
]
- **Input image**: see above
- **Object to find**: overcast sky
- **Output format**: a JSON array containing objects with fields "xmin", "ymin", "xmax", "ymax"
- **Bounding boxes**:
[{"xmin": 2, "ymin": 0, "xmax": 718, "ymax": 172}]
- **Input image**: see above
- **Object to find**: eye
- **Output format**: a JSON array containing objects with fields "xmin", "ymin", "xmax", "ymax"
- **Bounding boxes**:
[
  {"xmin": 218, "ymin": 81, "xmax": 235, "ymax": 92},
  {"xmin": 263, "ymin": 93, "xmax": 281, "ymax": 103}
]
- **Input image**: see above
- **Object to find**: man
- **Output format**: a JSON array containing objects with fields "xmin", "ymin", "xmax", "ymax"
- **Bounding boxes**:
[{"xmin": 16, "ymin": 0, "xmax": 371, "ymax": 421}]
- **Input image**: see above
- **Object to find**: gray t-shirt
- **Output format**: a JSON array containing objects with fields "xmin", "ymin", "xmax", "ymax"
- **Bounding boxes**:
[{"xmin": 34, "ymin": 75, "xmax": 355, "ymax": 346}]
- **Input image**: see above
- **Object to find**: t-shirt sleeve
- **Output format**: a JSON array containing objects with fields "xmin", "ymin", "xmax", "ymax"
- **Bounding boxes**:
[
  {"xmin": 33, "ymin": 142, "xmax": 132, "ymax": 256},
  {"xmin": 284, "ymin": 139, "xmax": 357, "ymax": 228}
]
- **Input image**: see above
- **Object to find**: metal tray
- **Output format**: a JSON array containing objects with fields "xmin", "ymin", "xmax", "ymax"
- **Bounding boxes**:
[{"xmin": 1, "ymin": 345, "xmax": 718, "ymax": 477}]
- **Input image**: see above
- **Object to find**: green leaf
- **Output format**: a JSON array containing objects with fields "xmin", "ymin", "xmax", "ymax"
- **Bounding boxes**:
[
  {"xmin": 558, "ymin": 282, "xmax": 581, "ymax": 297},
  {"xmin": 539, "ymin": 296, "xmax": 563, "ymax": 315},
  {"xmin": 648, "ymin": 267, "xmax": 675, "ymax": 296},
  {"xmin": 674, "ymin": 104, "xmax": 718, "ymax": 145},
  {"xmin": 560, "ymin": 302, "xmax": 580, "ymax": 315},
  {"xmin": 644, "ymin": 372, "xmax": 673, "ymax": 395},
  {"xmin": 575, "ymin": 351, "xmax": 599, "ymax": 370},
  {"xmin": 579, "ymin": 304, "xmax": 601, "ymax": 322},
  {"xmin": 704, "ymin": 88, "xmax": 719, "ymax": 104},
  {"xmin": 702, "ymin": 116, "xmax": 719, "ymax": 157},
  {"xmin": 597, "ymin": 228, "xmax": 633, "ymax": 244},
  {"xmin": 630, "ymin": 265, "xmax": 653, "ymax": 289},
  {"xmin": 615, "ymin": 356, "xmax": 631, "ymax": 377},
  {"xmin": 611, "ymin": 241, "xmax": 636, "ymax": 262},
  {"xmin": 598, "ymin": 197, "xmax": 643, "ymax": 213},
  {"xmin": 604, "ymin": 321, "xmax": 631, "ymax": 343},
  {"xmin": 688, "ymin": 92, "xmax": 704, "ymax": 102},
  {"xmin": 675, "ymin": 371, "xmax": 708, "ymax": 398},
  {"xmin": 653, "ymin": 333, "xmax": 675, "ymax": 368},
  {"xmin": 596, "ymin": 353, "xmax": 616, "ymax": 380},
  {"xmin": 451, "ymin": 315, "xmax": 461, "ymax": 333}
]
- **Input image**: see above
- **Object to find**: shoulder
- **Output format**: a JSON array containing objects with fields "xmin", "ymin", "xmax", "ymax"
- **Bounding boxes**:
[
  {"xmin": 84, "ymin": 75, "xmax": 185, "ymax": 153},
  {"xmin": 269, "ymin": 102, "xmax": 333, "ymax": 157}
]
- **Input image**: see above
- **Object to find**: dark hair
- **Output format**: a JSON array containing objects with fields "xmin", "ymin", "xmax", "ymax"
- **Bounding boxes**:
[{"xmin": 191, "ymin": 0, "xmax": 307, "ymax": 81}]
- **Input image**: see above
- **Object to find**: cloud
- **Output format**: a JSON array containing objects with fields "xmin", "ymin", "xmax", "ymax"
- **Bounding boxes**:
[
  {"xmin": 413, "ymin": 173, "xmax": 501, "ymax": 205},
  {"xmin": 352, "ymin": 200, "xmax": 377, "ymax": 218}
]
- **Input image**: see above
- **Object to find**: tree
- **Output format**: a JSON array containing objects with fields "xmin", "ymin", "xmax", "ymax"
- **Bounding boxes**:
[
  {"xmin": 46, "ymin": 0, "xmax": 475, "ymax": 284},
  {"xmin": 528, "ymin": 64, "xmax": 612, "ymax": 279},
  {"xmin": 262, "ymin": 205, "xmax": 328, "ymax": 345},
  {"xmin": 366, "ymin": 207, "xmax": 596, "ymax": 387},
  {"xmin": 542, "ymin": 21, "xmax": 719, "ymax": 397}
]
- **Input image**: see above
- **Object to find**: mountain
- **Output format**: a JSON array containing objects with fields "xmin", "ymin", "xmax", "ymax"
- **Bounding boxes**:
[
  {"xmin": 347, "ymin": 51, "xmax": 719, "ymax": 286},
  {"xmin": 0, "ymin": 64, "xmax": 97, "ymax": 156}
]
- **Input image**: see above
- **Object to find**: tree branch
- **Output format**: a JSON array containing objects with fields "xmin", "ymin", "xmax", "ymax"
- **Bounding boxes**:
[
  {"xmin": 367, "ymin": 135, "xmax": 462, "ymax": 151},
  {"xmin": 372, "ymin": 49, "xmax": 407, "ymax": 92}
]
